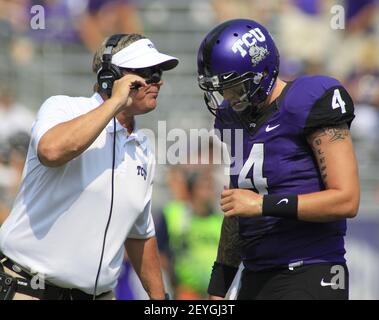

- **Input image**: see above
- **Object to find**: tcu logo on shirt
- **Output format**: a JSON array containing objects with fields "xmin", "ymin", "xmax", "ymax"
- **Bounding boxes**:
[
  {"xmin": 231, "ymin": 28, "xmax": 266, "ymax": 58},
  {"xmin": 137, "ymin": 165, "xmax": 147, "ymax": 181}
]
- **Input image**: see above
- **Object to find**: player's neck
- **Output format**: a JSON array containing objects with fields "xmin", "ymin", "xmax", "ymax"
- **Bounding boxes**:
[{"xmin": 267, "ymin": 78, "xmax": 286, "ymax": 105}]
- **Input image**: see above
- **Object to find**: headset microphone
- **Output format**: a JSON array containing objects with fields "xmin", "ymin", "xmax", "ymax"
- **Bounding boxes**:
[{"xmin": 129, "ymin": 82, "xmax": 143, "ymax": 90}]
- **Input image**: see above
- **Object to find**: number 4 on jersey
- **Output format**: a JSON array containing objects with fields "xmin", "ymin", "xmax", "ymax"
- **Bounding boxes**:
[
  {"xmin": 238, "ymin": 143, "xmax": 268, "ymax": 194},
  {"xmin": 332, "ymin": 89, "xmax": 346, "ymax": 114}
]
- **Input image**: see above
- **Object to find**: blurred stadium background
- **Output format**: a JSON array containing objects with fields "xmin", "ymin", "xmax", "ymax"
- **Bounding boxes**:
[{"xmin": 0, "ymin": 0, "xmax": 378, "ymax": 299}]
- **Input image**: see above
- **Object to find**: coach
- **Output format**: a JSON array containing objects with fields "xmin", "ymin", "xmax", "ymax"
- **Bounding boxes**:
[{"xmin": 0, "ymin": 34, "xmax": 178, "ymax": 300}]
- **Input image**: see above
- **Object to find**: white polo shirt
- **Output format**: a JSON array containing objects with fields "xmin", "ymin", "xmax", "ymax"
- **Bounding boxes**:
[{"xmin": 0, "ymin": 93, "xmax": 156, "ymax": 294}]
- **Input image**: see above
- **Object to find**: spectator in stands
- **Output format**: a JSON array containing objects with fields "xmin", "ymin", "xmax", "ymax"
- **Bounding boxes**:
[
  {"xmin": 0, "ymin": 131, "xmax": 30, "ymax": 225},
  {"xmin": 0, "ymin": 85, "xmax": 34, "ymax": 147},
  {"xmin": 78, "ymin": 0, "xmax": 143, "ymax": 52},
  {"xmin": 345, "ymin": 0, "xmax": 378, "ymax": 35},
  {"xmin": 157, "ymin": 166, "xmax": 223, "ymax": 299},
  {"xmin": 26, "ymin": 0, "xmax": 85, "ymax": 44}
]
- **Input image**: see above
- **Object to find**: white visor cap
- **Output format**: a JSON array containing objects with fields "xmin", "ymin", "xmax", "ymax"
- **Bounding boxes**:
[{"xmin": 111, "ymin": 38, "xmax": 179, "ymax": 70}]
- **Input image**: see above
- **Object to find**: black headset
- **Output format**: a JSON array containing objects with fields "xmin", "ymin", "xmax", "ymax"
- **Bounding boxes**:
[
  {"xmin": 97, "ymin": 34, "xmax": 126, "ymax": 97},
  {"xmin": 97, "ymin": 34, "xmax": 164, "ymax": 96}
]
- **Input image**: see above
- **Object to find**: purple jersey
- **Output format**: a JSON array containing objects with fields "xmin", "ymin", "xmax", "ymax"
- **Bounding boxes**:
[{"xmin": 215, "ymin": 75, "xmax": 355, "ymax": 271}]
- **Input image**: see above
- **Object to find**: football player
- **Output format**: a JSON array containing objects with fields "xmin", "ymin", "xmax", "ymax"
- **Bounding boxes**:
[{"xmin": 197, "ymin": 19, "xmax": 360, "ymax": 300}]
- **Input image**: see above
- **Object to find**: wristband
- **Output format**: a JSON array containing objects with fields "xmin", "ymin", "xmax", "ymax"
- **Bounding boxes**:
[
  {"xmin": 208, "ymin": 261, "xmax": 238, "ymax": 297},
  {"xmin": 262, "ymin": 194, "xmax": 298, "ymax": 219}
]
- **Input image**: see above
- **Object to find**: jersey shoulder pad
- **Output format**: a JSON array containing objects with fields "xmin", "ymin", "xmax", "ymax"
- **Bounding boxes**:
[{"xmin": 283, "ymin": 75, "xmax": 355, "ymax": 134}]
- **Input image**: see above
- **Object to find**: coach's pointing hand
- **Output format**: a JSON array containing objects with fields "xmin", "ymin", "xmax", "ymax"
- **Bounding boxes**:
[{"xmin": 221, "ymin": 189, "xmax": 263, "ymax": 218}]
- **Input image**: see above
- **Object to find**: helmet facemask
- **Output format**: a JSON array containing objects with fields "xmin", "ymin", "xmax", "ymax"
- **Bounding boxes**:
[{"xmin": 198, "ymin": 70, "xmax": 267, "ymax": 124}]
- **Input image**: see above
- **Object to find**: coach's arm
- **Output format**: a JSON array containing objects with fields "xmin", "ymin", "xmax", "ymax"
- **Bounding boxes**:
[
  {"xmin": 38, "ymin": 75, "xmax": 145, "ymax": 167},
  {"xmin": 125, "ymin": 236, "xmax": 166, "ymax": 300}
]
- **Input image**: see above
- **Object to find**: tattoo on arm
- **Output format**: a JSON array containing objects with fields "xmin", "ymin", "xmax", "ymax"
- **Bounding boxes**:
[
  {"xmin": 307, "ymin": 124, "xmax": 350, "ymax": 186},
  {"xmin": 216, "ymin": 216, "xmax": 241, "ymax": 267}
]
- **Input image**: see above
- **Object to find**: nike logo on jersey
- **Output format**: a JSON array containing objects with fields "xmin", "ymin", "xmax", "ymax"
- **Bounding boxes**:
[
  {"xmin": 223, "ymin": 73, "xmax": 234, "ymax": 80},
  {"xmin": 277, "ymin": 198, "xmax": 288, "ymax": 205},
  {"xmin": 265, "ymin": 124, "xmax": 280, "ymax": 132},
  {"xmin": 320, "ymin": 279, "xmax": 337, "ymax": 287}
]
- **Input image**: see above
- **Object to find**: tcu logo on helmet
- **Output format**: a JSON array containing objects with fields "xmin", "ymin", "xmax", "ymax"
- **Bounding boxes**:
[
  {"xmin": 231, "ymin": 28, "xmax": 266, "ymax": 58},
  {"xmin": 249, "ymin": 44, "xmax": 269, "ymax": 67}
]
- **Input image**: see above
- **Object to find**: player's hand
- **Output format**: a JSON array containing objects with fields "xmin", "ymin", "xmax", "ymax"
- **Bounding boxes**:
[
  {"xmin": 209, "ymin": 295, "xmax": 224, "ymax": 300},
  {"xmin": 220, "ymin": 188, "xmax": 263, "ymax": 217},
  {"xmin": 110, "ymin": 74, "xmax": 146, "ymax": 113}
]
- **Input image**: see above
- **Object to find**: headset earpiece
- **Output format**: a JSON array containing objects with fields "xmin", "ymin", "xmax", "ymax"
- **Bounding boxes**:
[
  {"xmin": 97, "ymin": 34, "xmax": 125, "ymax": 98},
  {"xmin": 97, "ymin": 65, "xmax": 122, "ymax": 98}
]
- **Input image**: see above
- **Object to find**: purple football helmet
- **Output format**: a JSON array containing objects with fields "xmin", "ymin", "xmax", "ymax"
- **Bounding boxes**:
[{"xmin": 197, "ymin": 19, "xmax": 280, "ymax": 119}]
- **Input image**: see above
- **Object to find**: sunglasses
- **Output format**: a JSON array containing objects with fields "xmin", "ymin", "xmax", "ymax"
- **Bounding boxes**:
[{"xmin": 121, "ymin": 67, "xmax": 162, "ymax": 80}]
